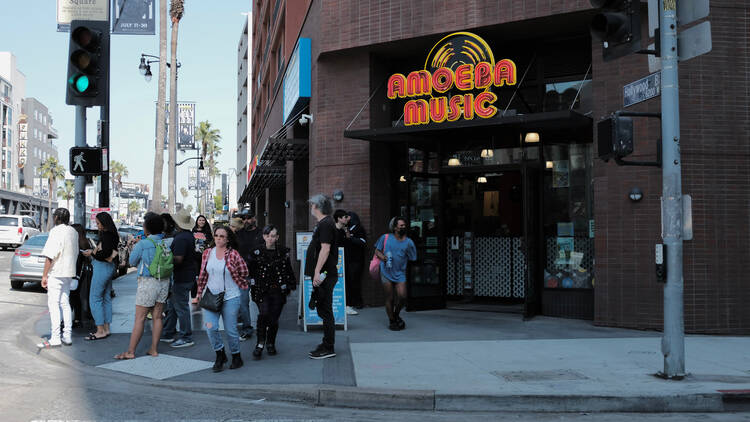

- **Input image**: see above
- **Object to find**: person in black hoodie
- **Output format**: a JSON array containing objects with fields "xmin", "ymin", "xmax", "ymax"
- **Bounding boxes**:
[
  {"xmin": 334, "ymin": 210, "xmax": 367, "ymax": 313},
  {"xmin": 248, "ymin": 224, "xmax": 296, "ymax": 359}
]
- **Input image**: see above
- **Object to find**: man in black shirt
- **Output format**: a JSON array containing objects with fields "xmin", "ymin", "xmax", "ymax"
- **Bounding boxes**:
[
  {"xmin": 235, "ymin": 211, "xmax": 263, "ymax": 340},
  {"xmin": 161, "ymin": 209, "xmax": 197, "ymax": 348},
  {"xmin": 305, "ymin": 194, "xmax": 338, "ymax": 359}
]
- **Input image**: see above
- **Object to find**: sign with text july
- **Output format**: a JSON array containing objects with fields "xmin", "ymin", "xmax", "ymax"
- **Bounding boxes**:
[
  {"xmin": 299, "ymin": 247, "xmax": 347, "ymax": 332},
  {"xmin": 112, "ymin": 0, "xmax": 155, "ymax": 35}
]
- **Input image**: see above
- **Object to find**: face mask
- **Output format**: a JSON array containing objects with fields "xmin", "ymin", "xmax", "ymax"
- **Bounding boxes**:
[{"xmin": 397, "ymin": 228, "xmax": 407, "ymax": 236}]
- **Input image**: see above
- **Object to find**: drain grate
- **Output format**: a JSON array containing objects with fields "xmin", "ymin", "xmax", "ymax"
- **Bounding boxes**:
[{"xmin": 493, "ymin": 369, "xmax": 589, "ymax": 382}]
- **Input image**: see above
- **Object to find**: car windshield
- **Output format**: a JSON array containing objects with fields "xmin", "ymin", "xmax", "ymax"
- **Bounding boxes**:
[
  {"xmin": 0, "ymin": 217, "xmax": 18, "ymax": 226},
  {"xmin": 24, "ymin": 235, "xmax": 49, "ymax": 247}
]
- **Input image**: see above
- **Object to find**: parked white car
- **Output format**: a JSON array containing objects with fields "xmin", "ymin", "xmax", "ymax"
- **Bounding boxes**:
[{"xmin": 0, "ymin": 215, "xmax": 41, "ymax": 250}]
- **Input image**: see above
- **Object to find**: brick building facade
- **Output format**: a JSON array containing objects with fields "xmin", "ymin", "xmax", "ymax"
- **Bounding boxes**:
[{"xmin": 241, "ymin": 0, "xmax": 750, "ymax": 334}]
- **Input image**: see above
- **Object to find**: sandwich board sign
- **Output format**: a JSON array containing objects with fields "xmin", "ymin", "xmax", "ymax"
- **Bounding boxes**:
[{"xmin": 298, "ymin": 247, "xmax": 347, "ymax": 331}]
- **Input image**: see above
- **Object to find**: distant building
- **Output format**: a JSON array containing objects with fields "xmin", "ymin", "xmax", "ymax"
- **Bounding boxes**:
[
  {"xmin": 21, "ymin": 97, "xmax": 59, "ymax": 197},
  {"xmin": 235, "ymin": 13, "xmax": 252, "ymax": 205}
]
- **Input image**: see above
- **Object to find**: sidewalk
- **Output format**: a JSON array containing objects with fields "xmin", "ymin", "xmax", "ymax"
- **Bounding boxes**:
[{"xmin": 22, "ymin": 270, "xmax": 750, "ymax": 412}]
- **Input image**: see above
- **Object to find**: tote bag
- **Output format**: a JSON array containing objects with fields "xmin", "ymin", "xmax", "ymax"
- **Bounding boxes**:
[{"xmin": 369, "ymin": 234, "xmax": 389, "ymax": 280}]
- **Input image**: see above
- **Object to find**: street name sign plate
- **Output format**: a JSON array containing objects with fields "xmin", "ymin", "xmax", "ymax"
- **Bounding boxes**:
[{"xmin": 624, "ymin": 72, "xmax": 661, "ymax": 107}]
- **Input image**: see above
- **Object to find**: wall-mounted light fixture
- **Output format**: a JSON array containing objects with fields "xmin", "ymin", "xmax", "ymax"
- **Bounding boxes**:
[
  {"xmin": 480, "ymin": 149, "xmax": 494, "ymax": 158},
  {"xmin": 546, "ymin": 161, "xmax": 554, "ymax": 169},
  {"xmin": 284, "ymin": 201, "xmax": 290, "ymax": 208},
  {"xmin": 524, "ymin": 132, "xmax": 540, "ymax": 143},
  {"xmin": 448, "ymin": 157, "xmax": 461, "ymax": 166},
  {"xmin": 477, "ymin": 176, "xmax": 488, "ymax": 183},
  {"xmin": 399, "ymin": 175, "xmax": 407, "ymax": 182},
  {"xmin": 629, "ymin": 187, "xmax": 643, "ymax": 202},
  {"xmin": 333, "ymin": 190, "xmax": 344, "ymax": 202}
]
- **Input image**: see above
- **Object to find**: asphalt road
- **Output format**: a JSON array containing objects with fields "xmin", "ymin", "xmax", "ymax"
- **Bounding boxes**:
[{"xmin": 1, "ymin": 250, "xmax": 749, "ymax": 421}]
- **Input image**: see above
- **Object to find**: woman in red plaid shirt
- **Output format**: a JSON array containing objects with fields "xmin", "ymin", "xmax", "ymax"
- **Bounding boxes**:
[{"xmin": 196, "ymin": 226, "xmax": 249, "ymax": 372}]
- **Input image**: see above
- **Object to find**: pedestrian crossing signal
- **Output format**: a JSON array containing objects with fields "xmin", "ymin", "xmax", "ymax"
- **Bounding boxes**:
[
  {"xmin": 66, "ymin": 20, "xmax": 109, "ymax": 106},
  {"xmin": 69, "ymin": 147, "xmax": 102, "ymax": 176}
]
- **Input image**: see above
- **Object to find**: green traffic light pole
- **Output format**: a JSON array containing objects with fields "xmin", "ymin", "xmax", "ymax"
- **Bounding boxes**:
[{"xmin": 74, "ymin": 105, "xmax": 87, "ymax": 228}]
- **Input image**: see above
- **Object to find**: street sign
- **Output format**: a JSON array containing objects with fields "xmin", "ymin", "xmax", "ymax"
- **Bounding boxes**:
[
  {"xmin": 70, "ymin": 147, "xmax": 103, "ymax": 176},
  {"xmin": 648, "ymin": 0, "xmax": 710, "ymax": 37},
  {"xmin": 647, "ymin": 21, "xmax": 713, "ymax": 72},
  {"xmin": 112, "ymin": 0, "xmax": 155, "ymax": 35},
  {"xmin": 57, "ymin": 0, "xmax": 108, "ymax": 32},
  {"xmin": 624, "ymin": 72, "xmax": 661, "ymax": 107}
]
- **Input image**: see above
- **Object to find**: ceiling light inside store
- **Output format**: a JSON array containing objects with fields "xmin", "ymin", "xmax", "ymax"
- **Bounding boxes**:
[
  {"xmin": 546, "ymin": 161, "xmax": 554, "ymax": 169},
  {"xmin": 477, "ymin": 177, "xmax": 488, "ymax": 183},
  {"xmin": 480, "ymin": 149, "xmax": 494, "ymax": 158},
  {"xmin": 399, "ymin": 176, "xmax": 407, "ymax": 182},
  {"xmin": 448, "ymin": 157, "xmax": 461, "ymax": 166},
  {"xmin": 524, "ymin": 132, "xmax": 540, "ymax": 143}
]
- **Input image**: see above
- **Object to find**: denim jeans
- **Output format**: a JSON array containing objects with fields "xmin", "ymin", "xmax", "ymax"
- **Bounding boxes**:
[
  {"xmin": 238, "ymin": 287, "xmax": 252, "ymax": 334},
  {"xmin": 89, "ymin": 260, "xmax": 114, "ymax": 326},
  {"xmin": 202, "ymin": 295, "xmax": 241, "ymax": 354},
  {"xmin": 163, "ymin": 282, "xmax": 193, "ymax": 341}
]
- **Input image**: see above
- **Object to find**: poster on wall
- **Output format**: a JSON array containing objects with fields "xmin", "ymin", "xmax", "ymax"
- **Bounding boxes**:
[
  {"xmin": 483, "ymin": 191, "xmax": 500, "ymax": 217},
  {"xmin": 295, "ymin": 231, "xmax": 313, "ymax": 261},
  {"xmin": 552, "ymin": 160, "xmax": 570, "ymax": 188},
  {"xmin": 555, "ymin": 237, "xmax": 574, "ymax": 265}
]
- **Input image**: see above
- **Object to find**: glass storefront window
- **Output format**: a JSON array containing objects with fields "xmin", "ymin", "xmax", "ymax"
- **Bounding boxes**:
[
  {"xmin": 542, "ymin": 143, "xmax": 594, "ymax": 289},
  {"xmin": 443, "ymin": 147, "xmax": 531, "ymax": 168},
  {"xmin": 409, "ymin": 148, "xmax": 439, "ymax": 173},
  {"xmin": 544, "ymin": 79, "xmax": 592, "ymax": 114}
]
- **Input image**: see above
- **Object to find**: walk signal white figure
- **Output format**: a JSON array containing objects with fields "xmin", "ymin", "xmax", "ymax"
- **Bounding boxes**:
[{"xmin": 73, "ymin": 152, "xmax": 86, "ymax": 172}]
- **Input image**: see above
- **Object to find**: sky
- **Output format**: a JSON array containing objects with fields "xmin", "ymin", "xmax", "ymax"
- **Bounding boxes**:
[{"xmin": 1, "ymin": 0, "xmax": 250, "ymax": 206}]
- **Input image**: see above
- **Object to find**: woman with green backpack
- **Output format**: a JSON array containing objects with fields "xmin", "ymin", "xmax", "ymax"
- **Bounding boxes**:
[{"xmin": 114, "ymin": 214, "xmax": 173, "ymax": 360}]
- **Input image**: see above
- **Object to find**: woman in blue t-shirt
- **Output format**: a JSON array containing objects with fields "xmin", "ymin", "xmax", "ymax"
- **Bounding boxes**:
[{"xmin": 374, "ymin": 216, "xmax": 416, "ymax": 331}]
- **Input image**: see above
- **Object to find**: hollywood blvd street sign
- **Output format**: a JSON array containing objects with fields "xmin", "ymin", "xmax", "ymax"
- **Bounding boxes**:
[{"xmin": 623, "ymin": 72, "xmax": 661, "ymax": 108}]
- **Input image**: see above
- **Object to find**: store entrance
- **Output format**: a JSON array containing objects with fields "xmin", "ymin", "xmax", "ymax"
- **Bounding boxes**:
[{"xmin": 443, "ymin": 170, "xmax": 525, "ymax": 307}]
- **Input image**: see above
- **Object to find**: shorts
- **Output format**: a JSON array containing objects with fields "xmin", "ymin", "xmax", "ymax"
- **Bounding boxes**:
[
  {"xmin": 135, "ymin": 276, "xmax": 170, "ymax": 307},
  {"xmin": 380, "ymin": 273, "xmax": 406, "ymax": 284}
]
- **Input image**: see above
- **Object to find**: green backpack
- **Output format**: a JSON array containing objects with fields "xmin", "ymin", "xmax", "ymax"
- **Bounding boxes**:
[{"xmin": 147, "ymin": 237, "xmax": 174, "ymax": 279}]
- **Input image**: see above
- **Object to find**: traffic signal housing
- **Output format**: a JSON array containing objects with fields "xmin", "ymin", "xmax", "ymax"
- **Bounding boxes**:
[
  {"xmin": 597, "ymin": 113, "xmax": 633, "ymax": 161},
  {"xmin": 590, "ymin": 0, "xmax": 642, "ymax": 61},
  {"xmin": 66, "ymin": 20, "xmax": 109, "ymax": 106}
]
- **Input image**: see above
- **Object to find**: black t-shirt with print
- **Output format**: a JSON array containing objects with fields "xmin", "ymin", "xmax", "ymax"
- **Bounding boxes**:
[{"xmin": 304, "ymin": 215, "xmax": 338, "ymax": 278}]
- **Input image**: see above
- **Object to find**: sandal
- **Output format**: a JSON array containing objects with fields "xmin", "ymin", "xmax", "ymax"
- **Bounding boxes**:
[
  {"xmin": 114, "ymin": 352, "xmax": 135, "ymax": 360},
  {"xmin": 85, "ymin": 333, "xmax": 109, "ymax": 341},
  {"xmin": 37, "ymin": 340, "xmax": 61, "ymax": 349}
]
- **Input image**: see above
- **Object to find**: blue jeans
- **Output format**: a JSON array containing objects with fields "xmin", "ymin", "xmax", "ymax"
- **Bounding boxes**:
[
  {"xmin": 202, "ymin": 295, "xmax": 240, "ymax": 354},
  {"xmin": 163, "ymin": 282, "xmax": 193, "ymax": 341},
  {"xmin": 89, "ymin": 260, "xmax": 114, "ymax": 326},
  {"xmin": 238, "ymin": 287, "xmax": 253, "ymax": 334}
]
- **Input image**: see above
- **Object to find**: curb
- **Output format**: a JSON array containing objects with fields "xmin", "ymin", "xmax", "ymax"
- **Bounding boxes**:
[{"xmin": 17, "ymin": 316, "xmax": 748, "ymax": 413}]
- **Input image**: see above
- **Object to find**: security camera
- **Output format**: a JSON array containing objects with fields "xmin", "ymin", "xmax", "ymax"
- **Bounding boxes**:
[{"xmin": 299, "ymin": 114, "xmax": 313, "ymax": 126}]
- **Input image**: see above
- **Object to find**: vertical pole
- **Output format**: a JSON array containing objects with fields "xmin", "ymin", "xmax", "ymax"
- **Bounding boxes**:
[
  {"xmin": 99, "ymin": 1, "xmax": 110, "ymax": 210},
  {"xmin": 74, "ymin": 106, "xmax": 87, "ymax": 228},
  {"xmin": 659, "ymin": 0, "xmax": 685, "ymax": 378}
]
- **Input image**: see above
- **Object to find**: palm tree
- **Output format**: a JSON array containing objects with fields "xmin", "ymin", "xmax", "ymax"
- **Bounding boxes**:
[
  {"xmin": 109, "ymin": 160, "xmax": 129, "ymax": 199},
  {"xmin": 167, "ymin": 0, "xmax": 185, "ymax": 213},
  {"xmin": 56, "ymin": 180, "xmax": 75, "ymax": 210},
  {"xmin": 40, "ymin": 157, "xmax": 66, "ymax": 230},
  {"xmin": 128, "ymin": 200, "xmax": 140, "ymax": 224},
  {"xmin": 152, "ymin": 0, "xmax": 168, "ymax": 213},
  {"xmin": 195, "ymin": 120, "xmax": 221, "ymax": 208}
]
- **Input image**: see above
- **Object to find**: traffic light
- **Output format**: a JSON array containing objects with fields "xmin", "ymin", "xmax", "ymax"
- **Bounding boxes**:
[
  {"xmin": 66, "ymin": 20, "xmax": 109, "ymax": 106},
  {"xmin": 597, "ymin": 113, "xmax": 633, "ymax": 161},
  {"xmin": 590, "ymin": 0, "xmax": 642, "ymax": 61}
]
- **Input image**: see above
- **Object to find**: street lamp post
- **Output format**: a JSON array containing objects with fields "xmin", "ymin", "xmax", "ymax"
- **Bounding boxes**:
[{"xmin": 138, "ymin": 53, "xmax": 181, "ymax": 213}]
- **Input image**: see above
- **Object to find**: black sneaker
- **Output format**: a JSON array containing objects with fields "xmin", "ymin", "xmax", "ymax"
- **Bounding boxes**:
[
  {"xmin": 309, "ymin": 343, "xmax": 325, "ymax": 355},
  {"xmin": 388, "ymin": 320, "xmax": 400, "ymax": 331},
  {"xmin": 309, "ymin": 346, "xmax": 336, "ymax": 359},
  {"xmin": 396, "ymin": 316, "xmax": 406, "ymax": 330}
]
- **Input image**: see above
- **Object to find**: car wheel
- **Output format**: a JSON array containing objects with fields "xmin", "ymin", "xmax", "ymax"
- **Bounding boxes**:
[{"xmin": 10, "ymin": 280, "xmax": 24, "ymax": 290}]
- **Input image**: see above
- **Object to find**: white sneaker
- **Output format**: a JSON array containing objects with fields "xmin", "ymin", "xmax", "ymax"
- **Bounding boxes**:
[{"xmin": 346, "ymin": 306, "xmax": 359, "ymax": 315}]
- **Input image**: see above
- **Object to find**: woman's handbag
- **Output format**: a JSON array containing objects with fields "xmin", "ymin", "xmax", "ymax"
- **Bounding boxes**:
[
  {"xmin": 198, "ymin": 249, "xmax": 227, "ymax": 313},
  {"xmin": 199, "ymin": 288, "xmax": 224, "ymax": 313},
  {"xmin": 369, "ymin": 234, "xmax": 388, "ymax": 280}
]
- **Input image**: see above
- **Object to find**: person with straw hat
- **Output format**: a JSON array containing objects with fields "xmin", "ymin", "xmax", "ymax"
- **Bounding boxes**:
[{"xmin": 161, "ymin": 208, "xmax": 198, "ymax": 348}]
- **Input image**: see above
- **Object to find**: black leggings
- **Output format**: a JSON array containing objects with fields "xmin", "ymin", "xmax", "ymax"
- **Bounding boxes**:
[{"xmin": 256, "ymin": 292, "xmax": 286, "ymax": 342}]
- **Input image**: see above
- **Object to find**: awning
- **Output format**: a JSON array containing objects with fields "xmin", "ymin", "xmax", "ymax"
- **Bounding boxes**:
[
  {"xmin": 344, "ymin": 110, "xmax": 592, "ymax": 143},
  {"xmin": 239, "ymin": 135, "xmax": 309, "ymax": 203}
]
